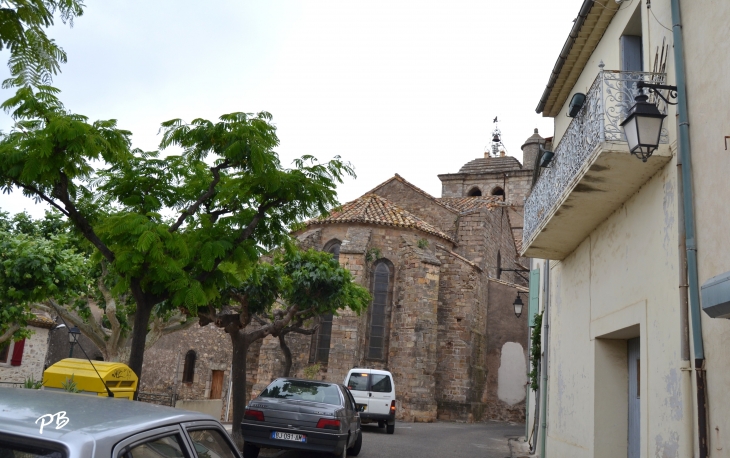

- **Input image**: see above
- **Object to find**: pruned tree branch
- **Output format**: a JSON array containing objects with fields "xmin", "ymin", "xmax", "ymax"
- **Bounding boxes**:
[
  {"xmin": 12, "ymin": 180, "xmax": 70, "ymax": 218},
  {"xmin": 0, "ymin": 323, "xmax": 21, "ymax": 345},
  {"xmin": 46, "ymin": 298, "xmax": 109, "ymax": 355}
]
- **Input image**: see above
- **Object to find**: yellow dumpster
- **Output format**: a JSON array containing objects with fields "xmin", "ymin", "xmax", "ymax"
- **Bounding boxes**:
[{"xmin": 43, "ymin": 358, "xmax": 138, "ymax": 400}]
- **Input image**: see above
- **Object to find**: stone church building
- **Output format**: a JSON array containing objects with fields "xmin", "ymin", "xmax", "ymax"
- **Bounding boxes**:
[{"xmin": 139, "ymin": 130, "xmax": 546, "ymax": 424}]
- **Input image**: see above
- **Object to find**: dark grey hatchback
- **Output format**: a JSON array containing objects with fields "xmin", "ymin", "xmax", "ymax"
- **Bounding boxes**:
[{"xmin": 241, "ymin": 378, "xmax": 362, "ymax": 458}]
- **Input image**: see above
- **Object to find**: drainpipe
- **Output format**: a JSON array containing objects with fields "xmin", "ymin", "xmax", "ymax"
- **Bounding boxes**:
[
  {"xmin": 539, "ymin": 260, "xmax": 550, "ymax": 458},
  {"xmin": 671, "ymin": 0, "xmax": 708, "ymax": 456},
  {"xmin": 677, "ymin": 131, "xmax": 695, "ymax": 458},
  {"xmin": 525, "ymin": 300, "xmax": 530, "ymax": 441}
]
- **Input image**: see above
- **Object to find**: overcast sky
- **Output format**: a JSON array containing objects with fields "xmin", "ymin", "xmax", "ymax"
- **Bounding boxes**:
[{"xmin": 0, "ymin": 0, "xmax": 580, "ymax": 219}]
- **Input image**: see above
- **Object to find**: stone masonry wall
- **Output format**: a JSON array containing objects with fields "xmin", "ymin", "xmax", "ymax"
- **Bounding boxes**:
[
  {"xmin": 484, "ymin": 280, "xmax": 528, "ymax": 423},
  {"xmin": 252, "ymin": 330, "xmax": 314, "ymax": 395},
  {"xmin": 0, "ymin": 327, "xmax": 50, "ymax": 384},
  {"xmin": 433, "ymin": 248, "xmax": 487, "ymax": 422},
  {"xmin": 140, "ymin": 323, "xmax": 262, "ymax": 421},
  {"xmin": 387, "ymin": 235, "xmax": 440, "ymax": 422},
  {"xmin": 456, "ymin": 207, "xmax": 525, "ymax": 287}
]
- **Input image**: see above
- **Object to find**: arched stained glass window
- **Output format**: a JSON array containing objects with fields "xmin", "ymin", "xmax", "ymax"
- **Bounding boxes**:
[{"xmin": 367, "ymin": 260, "xmax": 393, "ymax": 360}]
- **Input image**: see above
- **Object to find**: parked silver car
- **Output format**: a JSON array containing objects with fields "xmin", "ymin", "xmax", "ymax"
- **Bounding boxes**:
[
  {"xmin": 240, "ymin": 378, "xmax": 363, "ymax": 458},
  {"xmin": 0, "ymin": 388, "xmax": 241, "ymax": 458}
]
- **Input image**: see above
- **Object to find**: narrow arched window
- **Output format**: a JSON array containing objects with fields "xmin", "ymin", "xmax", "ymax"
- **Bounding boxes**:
[
  {"xmin": 367, "ymin": 260, "xmax": 394, "ymax": 361},
  {"xmin": 467, "ymin": 187, "xmax": 482, "ymax": 196},
  {"xmin": 491, "ymin": 186, "xmax": 505, "ymax": 198},
  {"xmin": 310, "ymin": 240, "xmax": 340, "ymax": 364},
  {"xmin": 182, "ymin": 350, "xmax": 196, "ymax": 383}
]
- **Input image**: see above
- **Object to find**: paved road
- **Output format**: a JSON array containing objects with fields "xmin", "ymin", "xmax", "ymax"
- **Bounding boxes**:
[{"xmin": 253, "ymin": 421, "xmax": 523, "ymax": 458}]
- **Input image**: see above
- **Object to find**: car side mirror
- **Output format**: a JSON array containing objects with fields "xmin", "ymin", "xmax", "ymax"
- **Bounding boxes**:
[{"xmin": 357, "ymin": 405, "xmax": 366, "ymax": 412}]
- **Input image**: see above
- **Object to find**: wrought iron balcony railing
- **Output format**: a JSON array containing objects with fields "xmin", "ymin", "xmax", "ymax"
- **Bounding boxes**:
[{"xmin": 523, "ymin": 65, "xmax": 668, "ymax": 248}]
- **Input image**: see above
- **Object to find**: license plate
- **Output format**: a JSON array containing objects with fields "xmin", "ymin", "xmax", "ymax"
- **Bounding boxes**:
[{"xmin": 271, "ymin": 431, "xmax": 307, "ymax": 443}]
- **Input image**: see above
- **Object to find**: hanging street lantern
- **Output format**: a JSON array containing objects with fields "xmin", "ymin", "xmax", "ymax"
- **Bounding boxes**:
[
  {"xmin": 620, "ymin": 81, "xmax": 680, "ymax": 162},
  {"xmin": 620, "ymin": 93, "xmax": 667, "ymax": 162},
  {"xmin": 68, "ymin": 326, "xmax": 81, "ymax": 358},
  {"xmin": 513, "ymin": 294, "xmax": 524, "ymax": 319}
]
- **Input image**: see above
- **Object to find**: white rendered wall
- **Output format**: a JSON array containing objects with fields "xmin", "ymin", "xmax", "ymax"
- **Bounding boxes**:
[
  {"xmin": 545, "ymin": 156, "xmax": 693, "ymax": 457},
  {"xmin": 681, "ymin": 0, "xmax": 730, "ymax": 454}
]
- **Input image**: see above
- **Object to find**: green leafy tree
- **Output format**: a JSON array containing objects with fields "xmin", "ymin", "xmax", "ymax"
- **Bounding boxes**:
[
  {"xmin": 0, "ymin": 211, "xmax": 198, "ymax": 360},
  {"xmin": 0, "ymin": 212, "xmax": 89, "ymax": 344},
  {"xmin": 0, "ymin": 90, "xmax": 356, "ymax": 381},
  {"xmin": 197, "ymin": 247, "xmax": 370, "ymax": 446},
  {"xmin": 0, "ymin": 1, "xmax": 84, "ymax": 90}
]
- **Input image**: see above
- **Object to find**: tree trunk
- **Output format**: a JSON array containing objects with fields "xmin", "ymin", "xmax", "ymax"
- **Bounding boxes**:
[
  {"xmin": 127, "ymin": 281, "xmax": 154, "ymax": 393},
  {"xmin": 279, "ymin": 333, "xmax": 293, "ymax": 377},
  {"xmin": 229, "ymin": 328, "xmax": 249, "ymax": 450}
]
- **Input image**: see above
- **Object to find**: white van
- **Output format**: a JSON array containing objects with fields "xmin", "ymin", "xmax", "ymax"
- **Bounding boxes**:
[{"xmin": 344, "ymin": 368, "xmax": 396, "ymax": 434}]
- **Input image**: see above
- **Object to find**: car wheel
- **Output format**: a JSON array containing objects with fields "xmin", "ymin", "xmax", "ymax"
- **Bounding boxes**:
[
  {"xmin": 378, "ymin": 420, "xmax": 385, "ymax": 428},
  {"xmin": 348, "ymin": 430, "xmax": 363, "ymax": 456},
  {"xmin": 386, "ymin": 423, "xmax": 395, "ymax": 435},
  {"xmin": 242, "ymin": 442, "xmax": 260, "ymax": 458}
]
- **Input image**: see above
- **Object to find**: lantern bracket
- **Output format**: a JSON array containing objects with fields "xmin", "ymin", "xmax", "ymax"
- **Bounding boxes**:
[{"xmin": 636, "ymin": 82, "xmax": 678, "ymax": 106}]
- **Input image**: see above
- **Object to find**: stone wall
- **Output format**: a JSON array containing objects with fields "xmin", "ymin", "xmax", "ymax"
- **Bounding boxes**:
[
  {"xmin": 0, "ymin": 326, "xmax": 50, "ymax": 384},
  {"xmin": 252, "ymin": 331, "xmax": 314, "ymax": 396},
  {"xmin": 387, "ymin": 235, "xmax": 440, "ymax": 422},
  {"xmin": 139, "ymin": 323, "xmax": 253, "ymax": 421},
  {"xmin": 484, "ymin": 280, "xmax": 528, "ymax": 423},
  {"xmin": 433, "ymin": 247, "xmax": 487, "ymax": 422}
]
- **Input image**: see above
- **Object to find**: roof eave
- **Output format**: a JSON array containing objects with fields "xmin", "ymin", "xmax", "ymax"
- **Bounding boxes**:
[{"xmin": 536, "ymin": 0, "xmax": 595, "ymax": 115}]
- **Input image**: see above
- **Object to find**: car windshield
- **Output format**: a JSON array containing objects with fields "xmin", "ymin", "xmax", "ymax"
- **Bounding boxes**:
[{"xmin": 259, "ymin": 380, "xmax": 342, "ymax": 405}]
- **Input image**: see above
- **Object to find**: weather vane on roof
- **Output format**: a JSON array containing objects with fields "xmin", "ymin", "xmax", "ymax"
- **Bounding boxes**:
[{"xmin": 490, "ymin": 116, "xmax": 506, "ymax": 157}]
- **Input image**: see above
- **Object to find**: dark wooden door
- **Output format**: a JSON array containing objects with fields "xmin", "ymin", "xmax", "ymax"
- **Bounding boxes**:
[{"xmin": 210, "ymin": 370, "xmax": 224, "ymax": 400}]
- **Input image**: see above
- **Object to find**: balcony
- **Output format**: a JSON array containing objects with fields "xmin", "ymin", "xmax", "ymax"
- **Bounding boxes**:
[{"xmin": 522, "ymin": 67, "xmax": 672, "ymax": 260}]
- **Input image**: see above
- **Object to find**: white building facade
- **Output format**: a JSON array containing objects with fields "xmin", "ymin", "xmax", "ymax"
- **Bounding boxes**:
[{"xmin": 522, "ymin": 0, "xmax": 730, "ymax": 457}]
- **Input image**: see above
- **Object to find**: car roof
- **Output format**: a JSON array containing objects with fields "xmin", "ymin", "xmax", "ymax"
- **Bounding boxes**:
[
  {"xmin": 0, "ymin": 389, "xmax": 215, "ymax": 453},
  {"xmin": 271, "ymin": 377, "xmax": 341, "ymax": 385},
  {"xmin": 349, "ymin": 368, "xmax": 393, "ymax": 376}
]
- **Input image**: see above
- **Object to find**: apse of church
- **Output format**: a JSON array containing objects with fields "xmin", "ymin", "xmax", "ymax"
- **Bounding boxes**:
[{"xmin": 139, "ymin": 128, "xmax": 545, "ymax": 424}]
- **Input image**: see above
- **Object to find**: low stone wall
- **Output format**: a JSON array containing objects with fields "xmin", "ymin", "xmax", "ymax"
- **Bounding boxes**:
[{"xmin": 175, "ymin": 399, "xmax": 223, "ymax": 419}]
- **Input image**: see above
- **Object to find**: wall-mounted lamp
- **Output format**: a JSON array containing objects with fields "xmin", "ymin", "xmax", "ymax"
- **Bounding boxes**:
[
  {"xmin": 620, "ymin": 81, "xmax": 677, "ymax": 162},
  {"xmin": 567, "ymin": 92, "xmax": 586, "ymax": 117},
  {"xmin": 539, "ymin": 144, "xmax": 554, "ymax": 168}
]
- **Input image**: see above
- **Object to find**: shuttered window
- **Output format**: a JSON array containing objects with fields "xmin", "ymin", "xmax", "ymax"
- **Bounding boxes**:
[{"xmin": 528, "ymin": 268, "xmax": 540, "ymax": 327}]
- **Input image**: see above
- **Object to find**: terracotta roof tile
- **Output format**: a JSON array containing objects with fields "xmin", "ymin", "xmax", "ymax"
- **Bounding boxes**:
[
  {"xmin": 307, "ymin": 194, "xmax": 455, "ymax": 243},
  {"xmin": 27, "ymin": 314, "xmax": 55, "ymax": 329}
]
